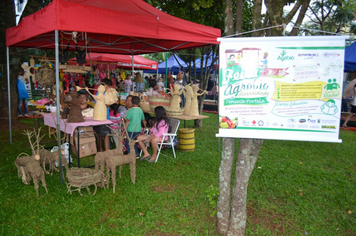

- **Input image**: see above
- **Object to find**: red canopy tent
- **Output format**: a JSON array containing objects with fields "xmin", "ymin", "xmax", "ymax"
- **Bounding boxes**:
[
  {"xmin": 69, "ymin": 53, "xmax": 158, "ymax": 70},
  {"xmin": 5, "ymin": 0, "xmax": 220, "ymax": 163},
  {"xmin": 6, "ymin": 0, "xmax": 220, "ymax": 54}
]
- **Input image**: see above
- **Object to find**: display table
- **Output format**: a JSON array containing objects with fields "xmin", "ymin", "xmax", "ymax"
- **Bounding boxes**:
[
  {"xmin": 142, "ymin": 109, "xmax": 209, "ymax": 127},
  {"xmin": 43, "ymin": 113, "xmax": 112, "ymax": 136},
  {"xmin": 43, "ymin": 113, "xmax": 112, "ymax": 167}
]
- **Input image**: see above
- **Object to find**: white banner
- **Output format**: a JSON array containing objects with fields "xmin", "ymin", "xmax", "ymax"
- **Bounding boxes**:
[{"xmin": 216, "ymin": 36, "xmax": 347, "ymax": 143}]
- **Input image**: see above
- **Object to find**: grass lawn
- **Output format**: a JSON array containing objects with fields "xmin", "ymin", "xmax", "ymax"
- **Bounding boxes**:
[{"xmin": 0, "ymin": 113, "xmax": 355, "ymax": 235}]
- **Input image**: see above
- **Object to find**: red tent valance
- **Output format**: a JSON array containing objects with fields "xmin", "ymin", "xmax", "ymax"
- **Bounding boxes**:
[{"xmin": 6, "ymin": 0, "xmax": 220, "ymax": 54}]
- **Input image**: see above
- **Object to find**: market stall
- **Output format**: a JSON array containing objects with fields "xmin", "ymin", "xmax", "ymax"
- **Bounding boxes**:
[{"xmin": 6, "ymin": 0, "xmax": 220, "ymax": 180}]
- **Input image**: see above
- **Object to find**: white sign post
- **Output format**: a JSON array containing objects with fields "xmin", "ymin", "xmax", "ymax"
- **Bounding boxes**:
[{"xmin": 216, "ymin": 36, "xmax": 347, "ymax": 143}]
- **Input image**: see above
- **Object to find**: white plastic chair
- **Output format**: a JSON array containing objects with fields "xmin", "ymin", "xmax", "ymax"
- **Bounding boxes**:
[{"xmin": 140, "ymin": 118, "xmax": 180, "ymax": 163}]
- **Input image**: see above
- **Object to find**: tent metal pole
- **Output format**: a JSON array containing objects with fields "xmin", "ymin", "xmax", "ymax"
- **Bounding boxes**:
[
  {"xmin": 132, "ymin": 54, "xmax": 134, "ymax": 93},
  {"xmin": 55, "ymin": 30, "xmax": 63, "ymax": 184},
  {"xmin": 131, "ymin": 44, "xmax": 134, "ymax": 93},
  {"xmin": 6, "ymin": 47, "xmax": 12, "ymax": 144},
  {"xmin": 165, "ymin": 52, "xmax": 167, "ymax": 87}
]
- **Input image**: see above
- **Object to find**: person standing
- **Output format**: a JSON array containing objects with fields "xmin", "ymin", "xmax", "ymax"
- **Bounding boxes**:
[
  {"xmin": 342, "ymin": 83, "xmax": 356, "ymax": 128},
  {"xmin": 123, "ymin": 74, "xmax": 132, "ymax": 93},
  {"xmin": 134, "ymin": 72, "xmax": 145, "ymax": 93},
  {"xmin": 17, "ymin": 70, "xmax": 29, "ymax": 117},
  {"xmin": 125, "ymin": 96, "xmax": 147, "ymax": 157}
]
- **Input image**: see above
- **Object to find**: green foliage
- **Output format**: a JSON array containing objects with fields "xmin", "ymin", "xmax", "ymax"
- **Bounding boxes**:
[
  {"xmin": 305, "ymin": 0, "xmax": 356, "ymax": 34},
  {"xmin": 205, "ymin": 184, "xmax": 220, "ymax": 217}
]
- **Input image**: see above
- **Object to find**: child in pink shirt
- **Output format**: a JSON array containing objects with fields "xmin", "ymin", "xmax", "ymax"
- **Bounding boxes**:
[
  {"xmin": 109, "ymin": 103, "xmax": 122, "ymax": 149},
  {"xmin": 137, "ymin": 106, "xmax": 169, "ymax": 163}
]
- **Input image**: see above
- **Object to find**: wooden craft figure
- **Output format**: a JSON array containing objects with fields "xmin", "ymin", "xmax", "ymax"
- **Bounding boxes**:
[
  {"xmin": 168, "ymin": 83, "xmax": 184, "ymax": 110},
  {"xmin": 36, "ymin": 53, "xmax": 55, "ymax": 88},
  {"xmin": 183, "ymin": 84, "xmax": 193, "ymax": 115},
  {"xmin": 64, "ymin": 89, "xmax": 85, "ymax": 123},
  {"xmin": 14, "ymin": 129, "xmax": 48, "ymax": 197},
  {"xmin": 83, "ymin": 84, "xmax": 106, "ymax": 120},
  {"xmin": 105, "ymin": 137, "xmax": 136, "ymax": 193},
  {"xmin": 79, "ymin": 83, "xmax": 117, "ymax": 121},
  {"xmin": 66, "ymin": 168, "xmax": 106, "ymax": 196},
  {"xmin": 39, "ymin": 148, "xmax": 67, "ymax": 176},
  {"xmin": 94, "ymin": 128, "xmax": 124, "ymax": 173},
  {"xmin": 21, "ymin": 57, "xmax": 35, "ymax": 83},
  {"xmin": 99, "ymin": 125, "xmax": 136, "ymax": 193},
  {"xmin": 189, "ymin": 84, "xmax": 208, "ymax": 116}
]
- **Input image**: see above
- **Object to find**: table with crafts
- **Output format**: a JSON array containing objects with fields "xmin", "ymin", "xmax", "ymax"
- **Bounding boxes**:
[
  {"xmin": 141, "ymin": 109, "xmax": 209, "ymax": 127},
  {"xmin": 43, "ymin": 113, "xmax": 112, "ymax": 167}
]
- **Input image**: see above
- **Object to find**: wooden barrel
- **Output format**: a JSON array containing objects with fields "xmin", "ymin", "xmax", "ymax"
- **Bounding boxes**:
[{"xmin": 178, "ymin": 128, "xmax": 195, "ymax": 152}]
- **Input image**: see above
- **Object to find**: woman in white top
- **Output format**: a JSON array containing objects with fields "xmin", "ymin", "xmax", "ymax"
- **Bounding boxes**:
[{"xmin": 342, "ymin": 84, "xmax": 356, "ymax": 128}]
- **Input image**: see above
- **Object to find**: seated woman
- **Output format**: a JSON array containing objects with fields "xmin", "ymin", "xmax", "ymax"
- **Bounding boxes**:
[{"xmin": 137, "ymin": 106, "xmax": 169, "ymax": 163}]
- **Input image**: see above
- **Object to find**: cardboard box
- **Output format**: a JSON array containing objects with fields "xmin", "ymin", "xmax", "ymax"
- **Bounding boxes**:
[{"xmin": 71, "ymin": 127, "xmax": 97, "ymax": 158}]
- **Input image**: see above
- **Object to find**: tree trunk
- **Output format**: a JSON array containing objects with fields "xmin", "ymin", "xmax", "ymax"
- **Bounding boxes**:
[
  {"xmin": 224, "ymin": 0, "xmax": 233, "ymax": 36},
  {"xmin": 290, "ymin": 0, "xmax": 311, "ymax": 36},
  {"xmin": 216, "ymin": 137, "xmax": 235, "ymax": 235},
  {"xmin": 251, "ymin": 0, "xmax": 263, "ymax": 36},
  {"xmin": 194, "ymin": 95, "xmax": 205, "ymax": 127},
  {"xmin": 235, "ymin": 0, "xmax": 243, "ymax": 35},
  {"xmin": 0, "ymin": 0, "xmax": 43, "ymax": 131},
  {"xmin": 227, "ymin": 139, "xmax": 264, "ymax": 235},
  {"xmin": 0, "ymin": 0, "xmax": 18, "ymax": 130},
  {"xmin": 216, "ymin": 1, "xmax": 235, "ymax": 235}
]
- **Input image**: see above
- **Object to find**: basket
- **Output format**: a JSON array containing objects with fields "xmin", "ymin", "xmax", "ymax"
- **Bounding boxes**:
[
  {"xmin": 37, "ymin": 64, "xmax": 55, "ymax": 88},
  {"xmin": 166, "ymin": 107, "xmax": 184, "ymax": 116},
  {"xmin": 148, "ymin": 96, "xmax": 170, "ymax": 111},
  {"xmin": 66, "ymin": 167, "xmax": 105, "ymax": 196},
  {"xmin": 140, "ymin": 102, "xmax": 150, "ymax": 112},
  {"xmin": 66, "ymin": 168, "xmax": 103, "ymax": 186}
]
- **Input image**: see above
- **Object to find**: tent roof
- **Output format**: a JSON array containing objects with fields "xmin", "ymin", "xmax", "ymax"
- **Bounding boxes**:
[
  {"xmin": 69, "ymin": 53, "xmax": 158, "ymax": 70},
  {"xmin": 6, "ymin": 0, "xmax": 220, "ymax": 54},
  {"xmin": 144, "ymin": 55, "xmax": 188, "ymax": 74},
  {"xmin": 344, "ymin": 42, "xmax": 356, "ymax": 72}
]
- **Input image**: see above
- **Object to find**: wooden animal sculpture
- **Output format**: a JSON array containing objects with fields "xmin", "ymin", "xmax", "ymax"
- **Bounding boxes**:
[
  {"xmin": 189, "ymin": 84, "xmax": 208, "ymax": 116},
  {"xmin": 14, "ymin": 130, "xmax": 48, "ymax": 197},
  {"xmin": 183, "ymin": 84, "xmax": 193, "ymax": 115},
  {"xmin": 65, "ymin": 89, "xmax": 85, "ymax": 123},
  {"xmin": 105, "ymin": 138, "xmax": 136, "ymax": 193},
  {"xmin": 94, "ymin": 134, "xmax": 124, "ymax": 173},
  {"xmin": 39, "ymin": 148, "xmax": 67, "ymax": 175}
]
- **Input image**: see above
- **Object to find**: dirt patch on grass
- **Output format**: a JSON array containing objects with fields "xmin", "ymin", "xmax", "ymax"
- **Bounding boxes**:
[
  {"xmin": 247, "ymin": 201, "xmax": 297, "ymax": 235},
  {"xmin": 151, "ymin": 183, "xmax": 176, "ymax": 193}
]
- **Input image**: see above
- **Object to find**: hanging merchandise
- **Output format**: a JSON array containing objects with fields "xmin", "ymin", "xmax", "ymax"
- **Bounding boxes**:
[
  {"xmin": 120, "ymin": 68, "xmax": 126, "ymax": 80},
  {"xmin": 88, "ymin": 73, "xmax": 95, "ymax": 87},
  {"xmin": 36, "ymin": 53, "xmax": 55, "ymax": 88}
]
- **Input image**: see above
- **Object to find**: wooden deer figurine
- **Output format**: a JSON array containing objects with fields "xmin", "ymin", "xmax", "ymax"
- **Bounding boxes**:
[
  {"xmin": 39, "ymin": 117, "xmax": 68, "ymax": 176},
  {"xmin": 94, "ymin": 126, "xmax": 124, "ymax": 173},
  {"xmin": 14, "ymin": 129, "xmax": 48, "ymax": 197},
  {"xmin": 105, "ymin": 137, "xmax": 136, "ymax": 193},
  {"xmin": 103, "ymin": 124, "xmax": 137, "ymax": 193}
]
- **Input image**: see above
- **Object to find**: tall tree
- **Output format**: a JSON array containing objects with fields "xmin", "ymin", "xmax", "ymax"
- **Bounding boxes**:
[
  {"xmin": 304, "ymin": 0, "xmax": 355, "ymax": 35},
  {"xmin": 0, "ymin": 0, "xmax": 44, "ymax": 131},
  {"xmin": 0, "ymin": 0, "xmax": 18, "ymax": 130},
  {"xmin": 216, "ymin": 0, "xmax": 311, "ymax": 235}
]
